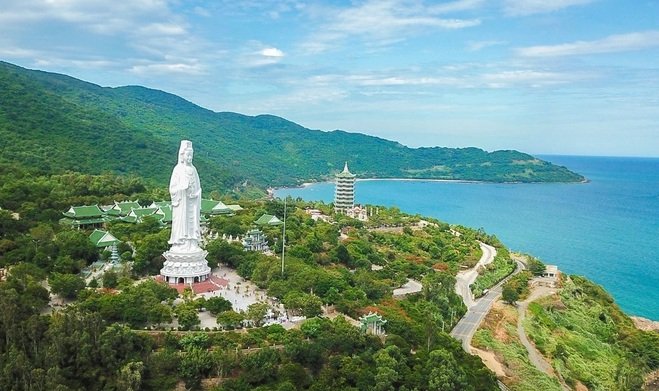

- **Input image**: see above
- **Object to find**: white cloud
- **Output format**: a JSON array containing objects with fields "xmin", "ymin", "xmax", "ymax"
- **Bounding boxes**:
[
  {"xmin": 347, "ymin": 74, "xmax": 464, "ymax": 87},
  {"xmin": 517, "ymin": 31, "xmax": 659, "ymax": 57},
  {"xmin": 0, "ymin": 0, "xmax": 221, "ymax": 79},
  {"xmin": 300, "ymin": 65, "xmax": 590, "ymax": 92},
  {"xmin": 0, "ymin": 46, "xmax": 40, "ymax": 58},
  {"xmin": 0, "ymin": 0, "xmax": 172, "ymax": 33},
  {"xmin": 503, "ymin": 0, "xmax": 595, "ymax": 16},
  {"xmin": 128, "ymin": 61, "xmax": 205, "ymax": 75},
  {"xmin": 480, "ymin": 70, "xmax": 586, "ymax": 87},
  {"xmin": 33, "ymin": 57, "xmax": 116, "ymax": 69},
  {"xmin": 428, "ymin": 0, "xmax": 486, "ymax": 14},
  {"xmin": 260, "ymin": 47, "xmax": 285, "ymax": 58},
  {"xmin": 192, "ymin": 6, "xmax": 211, "ymax": 17},
  {"xmin": 301, "ymin": 0, "xmax": 481, "ymax": 53},
  {"xmin": 138, "ymin": 23, "xmax": 188, "ymax": 36},
  {"xmin": 467, "ymin": 40, "xmax": 506, "ymax": 51}
]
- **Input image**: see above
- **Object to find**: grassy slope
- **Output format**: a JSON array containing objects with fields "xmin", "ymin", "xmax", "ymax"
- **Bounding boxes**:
[
  {"xmin": 525, "ymin": 276, "xmax": 658, "ymax": 390},
  {"xmin": 0, "ymin": 60, "xmax": 584, "ymax": 192},
  {"xmin": 473, "ymin": 303, "xmax": 563, "ymax": 391},
  {"xmin": 475, "ymin": 276, "xmax": 659, "ymax": 391}
]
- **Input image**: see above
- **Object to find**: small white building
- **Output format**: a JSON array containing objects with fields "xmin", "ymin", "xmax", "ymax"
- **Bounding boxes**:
[
  {"xmin": 542, "ymin": 265, "xmax": 559, "ymax": 278},
  {"xmin": 346, "ymin": 205, "xmax": 368, "ymax": 221},
  {"xmin": 305, "ymin": 208, "xmax": 332, "ymax": 222}
]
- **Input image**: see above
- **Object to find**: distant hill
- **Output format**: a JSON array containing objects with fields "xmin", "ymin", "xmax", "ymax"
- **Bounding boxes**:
[{"xmin": 0, "ymin": 61, "xmax": 584, "ymax": 193}]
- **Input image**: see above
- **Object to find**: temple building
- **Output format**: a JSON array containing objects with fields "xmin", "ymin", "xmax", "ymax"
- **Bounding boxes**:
[
  {"xmin": 334, "ymin": 162, "xmax": 356, "ymax": 213},
  {"xmin": 89, "ymin": 229, "xmax": 121, "ymax": 264},
  {"xmin": 61, "ymin": 205, "xmax": 108, "ymax": 229},
  {"xmin": 346, "ymin": 205, "xmax": 368, "ymax": 221},
  {"xmin": 255, "ymin": 213, "xmax": 284, "ymax": 226},
  {"xmin": 103, "ymin": 200, "xmax": 142, "ymax": 218},
  {"xmin": 121, "ymin": 207, "xmax": 159, "ymax": 223},
  {"xmin": 201, "ymin": 199, "xmax": 233, "ymax": 215},
  {"xmin": 243, "ymin": 228, "xmax": 270, "ymax": 253}
]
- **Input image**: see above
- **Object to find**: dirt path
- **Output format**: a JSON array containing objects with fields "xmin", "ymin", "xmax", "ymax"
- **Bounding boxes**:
[
  {"xmin": 517, "ymin": 287, "xmax": 556, "ymax": 374},
  {"xmin": 517, "ymin": 286, "xmax": 570, "ymax": 391}
]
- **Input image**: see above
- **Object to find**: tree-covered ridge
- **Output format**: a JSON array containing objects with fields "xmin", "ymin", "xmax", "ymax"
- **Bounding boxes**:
[
  {"xmin": 0, "ymin": 60, "xmax": 584, "ymax": 194},
  {"xmin": 0, "ymin": 165, "xmax": 500, "ymax": 390},
  {"xmin": 3, "ymin": 163, "xmax": 656, "ymax": 390}
]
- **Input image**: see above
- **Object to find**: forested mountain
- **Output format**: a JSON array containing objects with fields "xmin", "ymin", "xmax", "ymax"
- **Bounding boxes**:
[{"xmin": 0, "ymin": 61, "xmax": 584, "ymax": 194}]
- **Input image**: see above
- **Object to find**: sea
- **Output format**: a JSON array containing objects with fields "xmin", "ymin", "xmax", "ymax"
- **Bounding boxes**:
[{"xmin": 275, "ymin": 156, "xmax": 659, "ymax": 321}]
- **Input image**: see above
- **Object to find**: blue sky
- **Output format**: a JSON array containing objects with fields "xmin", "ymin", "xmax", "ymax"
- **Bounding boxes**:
[{"xmin": 1, "ymin": 0, "xmax": 658, "ymax": 157}]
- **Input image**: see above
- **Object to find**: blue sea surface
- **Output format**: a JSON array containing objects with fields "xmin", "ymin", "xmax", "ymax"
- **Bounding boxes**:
[{"xmin": 275, "ymin": 156, "xmax": 659, "ymax": 320}]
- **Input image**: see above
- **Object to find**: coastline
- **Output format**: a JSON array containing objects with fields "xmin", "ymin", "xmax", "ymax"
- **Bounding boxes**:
[
  {"xmin": 631, "ymin": 316, "xmax": 659, "ymax": 331},
  {"xmin": 284, "ymin": 176, "xmax": 588, "ymax": 190}
]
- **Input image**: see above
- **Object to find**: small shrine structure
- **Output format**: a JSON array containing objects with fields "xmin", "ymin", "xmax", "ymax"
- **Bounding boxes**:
[{"xmin": 359, "ymin": 312, "xmax": 387, "ymax": 336}]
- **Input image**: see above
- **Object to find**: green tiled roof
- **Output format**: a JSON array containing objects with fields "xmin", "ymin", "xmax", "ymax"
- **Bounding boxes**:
[
  {"xmin": 255, "ymin": 214, "xmax": 283, "ymax": 226},
  {"xmin": 116, "ymin": 201, "xmax": 142, "ymax": 214},
  {"xmin": 212, "ymin": 201, "xmax": 233, "ymax": 214},
  {"xmin": 104, "ymin": 208, "xmax": 122, "ymax": 216},
  {"xmin": 201, "ymin": 199, "xmax": 219, "ymax": 214},
  {"xmin": 130, "ymin": 207, "xmax": 158, "ymax": 218},
  {"xmin": 63, "ymin": 205, "xmax": 105, "ymax": 218},
  {"xmin": 156, "ymin": 205, "xmax": 172, "ymax": 223},
  {"xmin": 201, "ymin": 199, "xmax": 235, "ymax": 215},
  {"xmin": 102, "ymin": 201, "xmax": 142, "ymax": 216},
  {"xmin": 89, "ymin": 229, "xmax": 119, "ymax": 247}
]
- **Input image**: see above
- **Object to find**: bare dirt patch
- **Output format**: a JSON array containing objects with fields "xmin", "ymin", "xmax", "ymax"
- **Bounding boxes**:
[
  {"xmin": 632, "ymin": 316, "xmax": 659, "ymax": 332},
  {"xmin": 481, "ymin": 302, "xmax": 517, "ymax": 343},
  {"xmin": 471, "ymin": 346, "xmax": 507, "ymax": 377}
]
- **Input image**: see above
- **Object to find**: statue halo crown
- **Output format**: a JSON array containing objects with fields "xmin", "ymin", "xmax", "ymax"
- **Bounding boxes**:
[{"xmin": 179, "ymin": 140, "xmax": 193, "ymax": 154}]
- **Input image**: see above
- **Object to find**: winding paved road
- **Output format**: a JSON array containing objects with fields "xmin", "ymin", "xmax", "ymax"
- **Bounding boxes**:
[
  {"xmin": 451, "ymin": 259, "xmax": 525, "ymax": 351},
  {"xmin": 455, "ymin": 242, "xmax": 497, "ymax": 308}
]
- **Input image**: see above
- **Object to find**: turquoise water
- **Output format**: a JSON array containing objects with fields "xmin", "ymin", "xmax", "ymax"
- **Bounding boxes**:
[{"xmin": 275, "ymin": 156, "xmax": 659, "ymax": 320}]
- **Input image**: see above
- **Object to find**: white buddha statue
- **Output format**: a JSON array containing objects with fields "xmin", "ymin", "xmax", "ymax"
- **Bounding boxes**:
[{"xmin": 168, "ymin": 140, "xmax": 202, "ymax": 252}]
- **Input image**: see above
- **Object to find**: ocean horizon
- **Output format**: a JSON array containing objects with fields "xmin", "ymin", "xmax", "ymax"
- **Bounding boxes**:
[{"xmin": 275, "ymin": 155, "xmax": 659, "ymax": 321}]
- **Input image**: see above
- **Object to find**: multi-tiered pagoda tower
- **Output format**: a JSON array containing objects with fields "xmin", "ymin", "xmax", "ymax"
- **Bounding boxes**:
[{"xmin": 334, "ymin": 162, "xmax": 356, "ymax": 213}]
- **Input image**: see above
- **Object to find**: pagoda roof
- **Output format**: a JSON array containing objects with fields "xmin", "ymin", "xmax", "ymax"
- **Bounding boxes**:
[
  {"xmin": 63, "ymin": 205, "xmax": 105, "ymax": 219},
  {"xmin": 200, "ymin": 199, "xmax": 235, "ymax": 215},
  {"xmin": 129, "ymin": 207, "xmax": 158, "ymax": 218},
  {"xmin": 103, "ymin": 200, "xmax": 142, "ymax": 216},
  {"xmin": 336, "ymin": 162, "xmax": 356, "ymax": 178},
  {"xmin": 155, "ymin": 205, "xmax": 172, "ymax": 223},
  {"xmin": 211, "ymin": 201, "xmax": 233, "ymax": 214},
  {"xmin": 255, "ymin": 214, "xmax": 284, "ymax": 226},
  {"xmin": 89, "ymin": 229, "xmax": 120, "ymax": 248},
  {"xmin": 226, "ymin": 204, "xmax": 243, "ymax": 211},
  {"xmin": 149, "ymin": 201, "xmax": 171, "ymax": 208},
  {"xmin": 116, "ymin": 201, "xmax": 142, "ymax": 213},
  {"xmin": 359, "ymin": 312, "xmax": 387, "ymax": 324},
  {"xmin": 201, "ymin": 199, "xmax": 220, "ymax": 214}
]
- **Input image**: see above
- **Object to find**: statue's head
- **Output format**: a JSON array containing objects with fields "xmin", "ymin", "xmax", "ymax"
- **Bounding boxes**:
[{"xmin": 178, "ymin": 140, "xmax": 194, "ymax": 164}]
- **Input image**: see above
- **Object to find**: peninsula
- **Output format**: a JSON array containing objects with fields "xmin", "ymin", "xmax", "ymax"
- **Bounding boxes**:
[{"xmin": 0, "ymin": 60, "xmax": 584, "ymax": 196}]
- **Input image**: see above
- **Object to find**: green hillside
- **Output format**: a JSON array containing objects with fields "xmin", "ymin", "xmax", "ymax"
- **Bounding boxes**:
[{"xmin": 0, "ymin": 61, "xmax": 584, "ymax": 193}]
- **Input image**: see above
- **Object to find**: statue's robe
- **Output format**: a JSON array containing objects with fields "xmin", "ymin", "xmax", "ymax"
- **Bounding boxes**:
[{"xmin": 169, "ymin": 162, "xmax": 201, "ymax": 247}]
